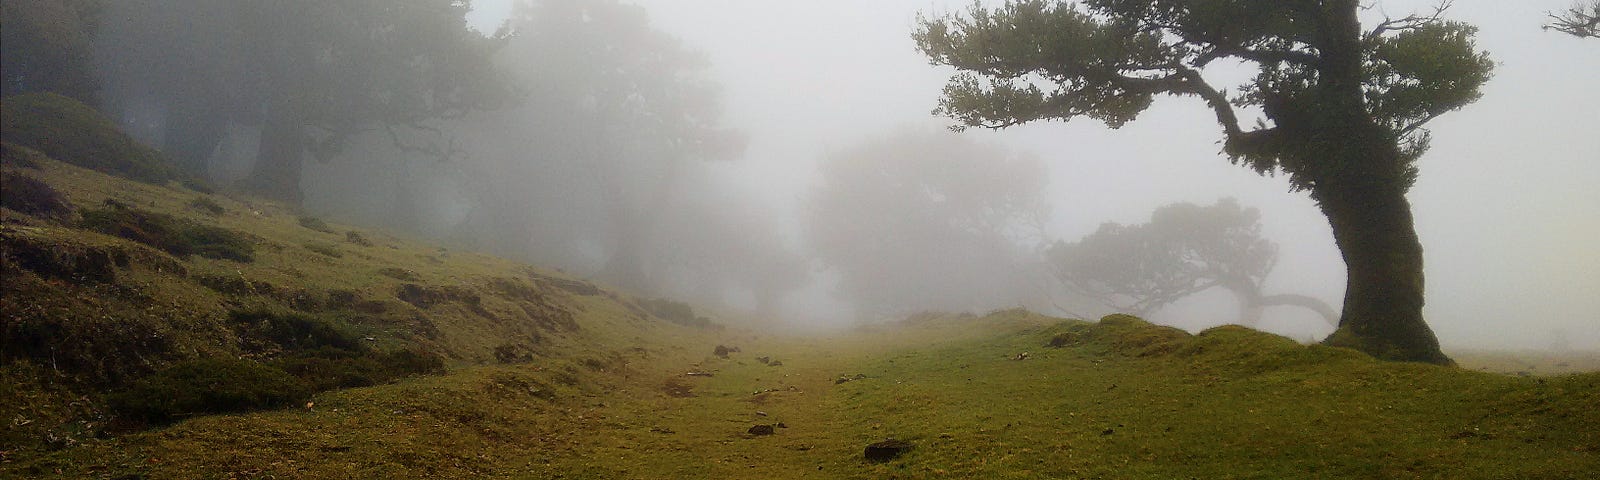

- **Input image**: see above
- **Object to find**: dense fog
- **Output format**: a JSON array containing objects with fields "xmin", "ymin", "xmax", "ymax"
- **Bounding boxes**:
[{"xmin": 65, "ymin": 0, "xmax": 1598, "ymax": 350}]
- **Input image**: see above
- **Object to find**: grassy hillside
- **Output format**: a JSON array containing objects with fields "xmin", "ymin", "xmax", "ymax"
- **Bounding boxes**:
[{"xmin": 2, "ymin": 97, "xmax": 1596, "ymax": 478}]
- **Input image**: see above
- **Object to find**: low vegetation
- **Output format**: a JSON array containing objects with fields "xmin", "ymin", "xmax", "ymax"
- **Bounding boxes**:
[
  {"xmin": 79, "ymin": 202, "xmax": 255, "ymax": 262},
  {"xmin": 0, "ymin": 94, "xmax": 177, "ymax": 183}
]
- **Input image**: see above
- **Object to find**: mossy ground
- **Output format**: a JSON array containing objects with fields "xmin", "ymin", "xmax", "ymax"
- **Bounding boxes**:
[{"xmin": 2, "ymin": 134, "xmax": 1597, "ymax": 478}]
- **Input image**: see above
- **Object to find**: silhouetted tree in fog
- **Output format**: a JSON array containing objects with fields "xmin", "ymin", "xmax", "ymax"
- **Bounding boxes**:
[
  {"xmin": 458, "ymin": 0, "xmax": 743, "ymax": 292},
  {"xmin": 804, "ymin": 130, "xmax": 1049, "ymax": 318},
  {"xmin": 916, "ymin": 0, "xmax": 1494, "ymax": 363},
  {"xmin": 95, "ymin": 0, "xmax": 507, "ymax": 202},
  {"xmin": 1049, "ymin": 199, "xmax": 1338, "ymax": 328},
  {"xmin": 1, "ymin": 0, "xmax": 102, "ymax": 103}
]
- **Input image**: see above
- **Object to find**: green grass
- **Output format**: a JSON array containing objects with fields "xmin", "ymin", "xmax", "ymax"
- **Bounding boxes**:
[
  {"xmin": 2, "ymin": 128, "xmax": 1597, "ymax": 478},
  {"xmin": 0, "ymin": 94, "xmax": 178, "ymax": 183}
]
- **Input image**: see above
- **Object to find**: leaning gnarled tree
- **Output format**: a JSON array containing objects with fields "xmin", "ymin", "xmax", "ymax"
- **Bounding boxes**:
[
  {"xmin": 916, "ymin": 1, "xmax": 1492, "ymax": 364},
  {"xmin": 1049, "ymin": 198, "xmax": 1339, "ymax": 328}
]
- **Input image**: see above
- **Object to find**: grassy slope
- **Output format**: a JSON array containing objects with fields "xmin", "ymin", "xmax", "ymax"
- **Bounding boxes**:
[{"xmin": 3, "ymin": 140, "xmax": 1597, "ymax": 478}]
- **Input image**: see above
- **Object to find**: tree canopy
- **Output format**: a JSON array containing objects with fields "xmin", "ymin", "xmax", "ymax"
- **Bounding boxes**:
[
  {"xmin": 95, "ymin": 0, "xmax": 508, "ymax": 201},
  {"xmin": 1049, "ymin": 198, "xmax": 1337, "ymax": 327},
  {"xmin": 804, "ymin": 130, "xmax": 1050, "ymax": 317},
  {"xmin": 917, "ymin": 0, "xmax": 1493, "ymax": 364}
]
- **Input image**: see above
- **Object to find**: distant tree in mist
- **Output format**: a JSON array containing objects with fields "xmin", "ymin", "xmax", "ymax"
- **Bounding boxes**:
[
  {"xmin": 455, "ymin": 0, "xmax": 746, "ymax": 293},
  {"xmin": 0, "ymin": 0, "xmax": 102, "ymax": 103},
  {"xmin": 917, "ymin": 0, "xmax": 1495, "ymax": 364},
  {"xmin": 1049, "ymin": 199, "xmax": 1337, "ymax": 328},
  {"xmin": 1546, "ymin": 1, "xmax": 1599, "ymax": 38},
  {"xmin": 804, "ymin": 130, "xmax": 1049, "ymax": 318},
  {"xmin": 94, "ymin": 0, "xmax": 507, "ymax": 202}
]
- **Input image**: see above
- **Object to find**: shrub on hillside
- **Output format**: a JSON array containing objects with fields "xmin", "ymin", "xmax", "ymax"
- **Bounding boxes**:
[
  {"xmin": 79, "ymin": 202, "xmax": 255, "ymax": 262},
  {"xmin": 0, "ymin": 170, "xmax": 73, "ymax": 220},
  {"xmin": 109, "ymin": 357, "xmax": 308, "ymax": 424},
  {"xmin": 0, "ymin": 93, "xmax": 177, "ymax": 183},
  {"xmin": 642, "ymin": 298, "xmax": 710, "ymax": 328}
]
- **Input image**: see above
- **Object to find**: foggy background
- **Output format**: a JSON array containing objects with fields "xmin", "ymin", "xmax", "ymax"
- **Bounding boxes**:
[{"xmin": 85, "ymin": 0, "xmax": 1598, "ymax": 351}]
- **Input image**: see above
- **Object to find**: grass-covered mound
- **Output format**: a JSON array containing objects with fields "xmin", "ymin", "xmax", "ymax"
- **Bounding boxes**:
[
  {"xmin": 0, "ymin": 93, "xmax": 177, "ymax": 183},
  {"xmin": 79, "ymin": 201, "xmax": 256, "ymax": 262}
]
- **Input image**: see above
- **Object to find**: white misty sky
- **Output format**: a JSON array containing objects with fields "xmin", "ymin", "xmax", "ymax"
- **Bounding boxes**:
[{"xmin": 468, "ymin": 1, "xmax": 1600, "ymax": 350}]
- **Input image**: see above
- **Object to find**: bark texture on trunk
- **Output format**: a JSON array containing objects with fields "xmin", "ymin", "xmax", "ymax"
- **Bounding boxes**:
[{"xmin": 1317, "ymin": 181, "xmax": 1450, "ymax": 364}]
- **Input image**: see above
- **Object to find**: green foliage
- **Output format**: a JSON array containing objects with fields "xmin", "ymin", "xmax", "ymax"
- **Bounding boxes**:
[
  {"xmin": 1, "ymin": 170, "xmax": 73, "ymax": 221},
  {"xmin": 0, "ymin": 93, "xmax": 177, "ymax": 183},
  {"xmin": 109, "ymin": 357, "xmax": 308, "ymax": 425},
  {"xmin": 79, "ymin": 202, "xmax": 255, "ymax": 262}
]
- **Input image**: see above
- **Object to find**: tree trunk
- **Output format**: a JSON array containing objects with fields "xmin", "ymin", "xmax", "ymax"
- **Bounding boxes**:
[
  {"xmin": 246, "ymin": 99, "xmax": 306, "ymax": 204},
  {"xmin": 1317, "ymin": 181, "xmax": 1451, "ymax": 364}
]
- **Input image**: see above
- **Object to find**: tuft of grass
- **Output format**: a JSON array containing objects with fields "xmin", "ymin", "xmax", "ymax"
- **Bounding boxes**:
[
  {"xmin": 303, "ymin": 242, "xmax": 343, "ymax": 258},
  {"xmin": 188, "ymin": 196, "xmax": 225, "ymax": 216},
  {"xmin": 297, "ymin": 215, "xmax": 334, "ymax": 233},
  {"xmin": 79, "ymin": 202, "xmax": 255, "ymax": 262},
  {"xmin": 0, "ymin": 93, "xmax": 178, "ymax": 183}
]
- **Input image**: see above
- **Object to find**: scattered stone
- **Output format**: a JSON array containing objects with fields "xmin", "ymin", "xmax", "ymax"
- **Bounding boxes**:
[
  {"xmin": 685, "ymin": 371, "xmax": 715, "ymax": 377},
  {"xmin": 769, "ymin": 360, "xmax": 783, "ymax": 367},
  {"xmin": 1102, "ymin": 428, "xmax": 1115, "ymax": 435},
  {"xmin": 1013, "ymin": 352, "xmax": 1030, "ymax": 361},
  {"xmin": 757, "ymin": 356, "xmax": 771, "ymax": 364},
  {"xmin": 756, "ymin": 411, "xmax": 768, "ymax": 417},
  {"xmin": 864, "ymin": 439, "xmax": 913, "ymax": 462},
  {"xmin": 748, "ymin": 424, "xmax": 776, "ymax": 436},
  {"xmin": 650, "ymin": 426, "xmax": 676, "ymax": 434},
  {"xmin": 713, "ymin": 345, "xmax": 740, "ymax": 358}
]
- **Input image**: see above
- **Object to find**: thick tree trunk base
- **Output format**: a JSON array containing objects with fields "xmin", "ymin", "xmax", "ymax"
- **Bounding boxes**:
[{"xmin": 1324, "ymin": 324, "xmax": 1452, "ymax": 365}]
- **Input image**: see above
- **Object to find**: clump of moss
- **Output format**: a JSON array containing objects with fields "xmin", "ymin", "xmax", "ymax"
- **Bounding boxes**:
[
  {"xmin": 79, "ymin": 202, "xmax": 255, "ymax": 262},
  {"xmin": 0, "ymin": 93, "xmax": 177, "ymax": 183},
  {"xmin": 188, "ymin": 196, "xmax": 225, "ymax": 216},
  {"xmin": 297, "ymin": 215, "xmax": 334, "ymax": 233},
  {"xmin": 1, "ymin": 170, "xmax": 73, "ymax": 221},
  {"xmin": 109, "ymin": 357, "xmax": 308, "ymax": 425}
]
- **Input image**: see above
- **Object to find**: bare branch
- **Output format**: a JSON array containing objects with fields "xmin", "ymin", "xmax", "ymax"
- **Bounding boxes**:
[
  {"xmin": 1546, "ymin": 1, "xmax": 1600, "ymax": 38},
  {"xmin": 1366, "ymin": 0, "xmax": 1453, "ymax": 42}
]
